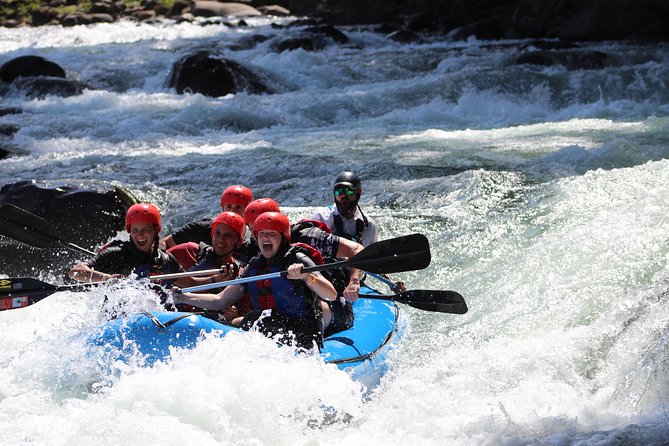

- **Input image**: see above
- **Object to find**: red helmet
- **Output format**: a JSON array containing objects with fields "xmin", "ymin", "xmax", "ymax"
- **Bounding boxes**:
[
  {"xmin": 243, "ymin": 198, "xmax": 280, "ymax": 225},
  {"xmin": 125, "ymin": 203, "xmax": 161, "ymax": 233},
  {"xmin": 220, "ymin": 185, "xmax": 253, "ymax": 210},
  {"xmin": 253, "ymin": 212, "xmax": 291, "ymax": 241},
  {"xmin": 211, "ymin": 211, "xmax": 246, "ymax": 245}
]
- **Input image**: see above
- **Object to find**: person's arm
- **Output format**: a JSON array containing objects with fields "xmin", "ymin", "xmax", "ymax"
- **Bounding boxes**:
[
  {"xmin": 159, "ymin": 234, "xmax": 176, "ymax": 250},
  {"xmin": 68, "ymin": 262, "xmax": 121, "ymax": 283},
  {"xmin": 287, "ymin": 263, "xmax": 337, "ymax": 301},
  {"xmin": 174, "ymin": 283, "xmax": 245, "ymax": 310},
  {"xmin": 334, "ymin": 236, "xmax": 364, "ymax": 302},
  {"xmin": 173, "ymin": 263, "xmax": 239, "ymax": 288}
]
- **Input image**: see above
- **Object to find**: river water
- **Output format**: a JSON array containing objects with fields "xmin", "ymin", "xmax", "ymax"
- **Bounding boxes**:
[{"xmin": 1, "ymin": 17, "xmax": 669, "ymax": 445}]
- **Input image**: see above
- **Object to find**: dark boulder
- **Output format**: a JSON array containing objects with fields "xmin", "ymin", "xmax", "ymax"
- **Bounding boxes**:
[
  {"xmin": 191, "ymin": 1, "xmax": 262, "ymax": 18},
  {"xmin": 167, "ymin": 51, "xmax": 272, "ymax": 96},
  {"xmin": 270, "ymin": 24, "xmax": 348, "ymax": 52},
  {"xmin": 0, "ymin": 180, "xmax": 138, "ymax": 278},
  {"xmin": 386, "ymin": 28, "xmax": 422, "ymax": 43},
  {"xmin": 513, "ymin": 49, "xmax": 618, "ymax": 70},
  {"xmin": 8, "ymin": 76, "xmax": 88, "ymax": 99},
  {"xmin": 61, "ymin": 12, "xmax": 115, "ymax": 26},
  {"xmin": 0, "ymin": 55, "xmax": 66, "ymax": 83},
  {"xmin": 257, "ymin": 5, "xmax": 291, "ymax": 16},
  {"xmin": 0, "ymin": 107, "xmax": 22, "ymax": 116},
  {"xmin": 304, "ymin": 24, "xmax": 349, "ymax": 44}
]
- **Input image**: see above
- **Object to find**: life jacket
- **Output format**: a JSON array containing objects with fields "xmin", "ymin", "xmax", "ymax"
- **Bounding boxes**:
[
  {"xmin": 167, "ymin": 242, "xmax": 200, "ymax": 270},
  {"xmin": 290, "ymin": 220, "xmax": 350, "ymax": 295},
  {"xmin": 292, "ymin": 218, "xmax": 333, "ymax": 235},
  {"xmin": 244, "ymin": 244, "xmax": 321, "ymax": 321},
  {"xmin": 332, "ymin": 212, "xmax": 367, "ymax": 244}
]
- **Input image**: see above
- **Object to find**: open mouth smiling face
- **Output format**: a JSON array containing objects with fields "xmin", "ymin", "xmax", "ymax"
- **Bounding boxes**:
[
  {"xmin": 256, "ymin": 230, "xmax": 283, "ymax": 258},
  {"xmin": 129, "ymin": 223, "xmax": 157, "ymax": 253}
]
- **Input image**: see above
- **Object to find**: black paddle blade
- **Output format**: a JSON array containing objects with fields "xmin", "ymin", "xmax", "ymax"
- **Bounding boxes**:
[
  {"xmin": 360, "ymin": 289, "xmax": 468, "ymax": 314},
  {"xmin": 0, "ymin": 204, "xmax": 60, "ymax": 249},
  {"xmin": 0, "ymin": 277, "xmax": 57, "ymax": 310},
  {"xmin": 0, "ymin": 277, "xmax": 99, "ymax": 311},
  {"xmin": 395, "ymin": 290, "xmax": 468, "ymax": 314},
  {"xmin": 0, "ymin": 204, "xmax": 97, "ymax": 255},
  {"xmin": 348, "ymin": 233, "xmax": 431, "ymax": 274}
]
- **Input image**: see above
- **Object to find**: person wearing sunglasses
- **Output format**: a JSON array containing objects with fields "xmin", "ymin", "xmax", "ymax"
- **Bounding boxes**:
[
  {"xmin": 311, "ymin": 171, "xmax": 379, "ymax": 247},
  {"xmin": 311, "ymin": 171, "xmax": 405, "ymax": 293}
]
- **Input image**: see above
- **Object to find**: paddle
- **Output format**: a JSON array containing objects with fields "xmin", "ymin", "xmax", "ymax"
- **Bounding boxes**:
[
  {"xmin": 0, "ymin": 277, "xmax": 103, "ymax": 311},
  {"xmin": 360, "ymin": 290, "xmax": 468, "ymax": 314},
  {"xmin": 0, "ymin": 204, "xmax": 97, "ymax": 256},
  {"xmin": 365, "ymin": 271, "xmax": 403, "ymax": 292},
  {"xmin": 182, "ymin": 233, "xmax": 431, "ymax": 293}
]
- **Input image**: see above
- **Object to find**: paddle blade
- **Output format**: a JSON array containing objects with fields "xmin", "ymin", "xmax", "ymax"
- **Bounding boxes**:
[
  {"xmin": 0, "ymin": 277, "xmax": 100, "ymax": 311},
  {"xmin": 0, "ymin": 277, "xmax": 57, "ymax": 311},
  {"xmin": 347, "ymin": 233, "xmax": 431, "ymax": 274},
  {"xmin": 361, "ymin": 289, "xmax": 468, "ymax": 314},
  {"xmin": 397, "ymin": 290, "xmax": 468, "ymax": 314},
  {"xmin": 0, "ymin": 205, "xmax": 60, "ymax": 249},
  {"xmin": 0, "ymin": 204, "xmax": 97, "ymax": 255}
]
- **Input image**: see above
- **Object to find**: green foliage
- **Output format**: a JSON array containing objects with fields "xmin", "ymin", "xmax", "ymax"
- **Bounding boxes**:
[{"xmin": 0, "ymin": 0, "xmax": 177, "ymax": 23}]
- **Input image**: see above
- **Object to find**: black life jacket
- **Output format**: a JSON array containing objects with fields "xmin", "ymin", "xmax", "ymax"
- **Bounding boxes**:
[
  {"xmin": 290, "ymin": 220, "xmax": 350, "ymax": 294},
  {"xmin": 333, "ymin": 202, "xmax": 371, "ymax": 244}
]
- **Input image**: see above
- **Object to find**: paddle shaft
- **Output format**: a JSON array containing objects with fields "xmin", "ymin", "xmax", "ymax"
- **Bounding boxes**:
[
  {"xmin": 150, "ymin": 268, "xmax": 222, "ymax": 280},
  {"xmin": 365, "ymin": 271, "xmax": 402, "ymax": 292},
  {"xmin": 182, "ymin": 233, "xmax": 431, "ymax": 293}
]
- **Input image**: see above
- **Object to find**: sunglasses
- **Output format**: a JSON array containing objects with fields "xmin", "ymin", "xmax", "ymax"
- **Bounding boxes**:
[{"xmin": 334, "ymin": 186, "xmax": 357, "ymax": 196}]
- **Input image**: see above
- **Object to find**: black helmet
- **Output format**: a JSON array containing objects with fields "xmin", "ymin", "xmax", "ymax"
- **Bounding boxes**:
[{"xmin": 333, "ymin": 171, "xmax": 361, "ymax": 190}]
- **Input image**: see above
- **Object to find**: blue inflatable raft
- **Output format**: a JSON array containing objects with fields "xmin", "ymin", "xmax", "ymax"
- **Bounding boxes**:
[{"xmin": 91, "ymin": 288, "xmax": 406, "ymax": 390}]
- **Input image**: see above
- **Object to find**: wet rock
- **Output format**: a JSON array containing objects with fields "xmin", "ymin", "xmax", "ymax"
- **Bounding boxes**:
[
  {"xmin": 167, "ymin": 0, "xmax": 190, "ymax": 17},
  {"xmin": 513, "ymin": 50, "xmax": 617, "ymax": 70},
  {"xmin": 191, "ymin": 1, "xmax": 262, "ymax": 18},
  {"xmin": 304, "ymin": 24, "xmax": 348, "ymax": 44},
  {"xmin": 31, "ymin": 6, "xmax": 60, "ymax": 26},
  {"xmin": 386, "ymin": 28, "xmax": 422, "ymax": 43},
  {"xmin": 0, "ymin": 180, "xmax": 139, "ymax": 278},
  {"xmin": 167, "ymin": 51, "xmax": 272, "ymax": 96},
  {"xmin": 0, "ymin": 141, "xmax": 27, "ymax": 160},
  {"xmin": 61, "ymin": 12, "xmax": 117, "ymax": 26},
  {"xmin": 445, "ymin": 17, "xmax": 505, "ymax": 41},
  {"xmin": 271, "ymin": 35, "xmax": 327, "ymax": 52},
  {"xmin": 228, "ymin": 34, "xmax": 271, "ymax": 51},
  {"xmin": 8, "ymin": 76, "xmax": 88, "ymax": 99},
  {"xmin": 270, "ymin": 24, "xmax": 348, "ymax": 52},
  {"xmin": 0, "ymin": 55, "xmax": 66, "ymax": 84},
  {"xmin": 0, "ymin": 107, "xmax": 22, "ymax": 116},
  {"xmin": 0, "ymin": 124, "xmax": 19, "ymax": 137},
  {"xmin": 257, "ymin": 5, "xmax": 290, "ymax": 16}
]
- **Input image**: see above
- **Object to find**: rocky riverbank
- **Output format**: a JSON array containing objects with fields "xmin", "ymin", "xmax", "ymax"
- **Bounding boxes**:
[{"xmin": 1, "ymin": 0, "xmax": 669, "ymax": 42}]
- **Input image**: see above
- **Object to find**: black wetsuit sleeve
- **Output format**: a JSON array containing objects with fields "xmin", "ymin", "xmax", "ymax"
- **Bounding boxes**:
[
  {"xmin": 294, "ymin": 251, "xmax": 317, "ymax": 269},
  {"xmin": 171, "ymin": 219, "xmax": 213, "ymax": 245},
  {"xmin": 85, "ymin": 246, "xmax": 132, "ymax": 275}
]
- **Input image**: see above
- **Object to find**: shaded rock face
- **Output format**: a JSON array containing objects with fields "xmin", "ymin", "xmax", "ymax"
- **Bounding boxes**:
[
  {"xmin": 191, "ymin": 1, "xmax": 263, "ymax": 17},
  {"xmin": 269, "ymin": 24, "xmax": 349, "ymax": 52},
  {"xmin": 0, "ymin": 55, "xmax": 66, "ymax": 83},
  {"xmin": 8, "ymin": 76, "xmax": 88, "ymax": 99},
  {"xmin": 0, "ymin": 180, "xmax": 138, "ymax": 278},
  {"xmin": 0, "ymin": 55, "xmax": 88, "ymax": 99},
  {"xmin": 513, "ymin": 49, "xmax": 618, "ymax": 70},
  {"xmin": 288, "ymin": 0, "xmax": 669, "ymax": 42},
  {"xmin": 167, "ymin": 51, "xmax": 272, "ymax": 96}
]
